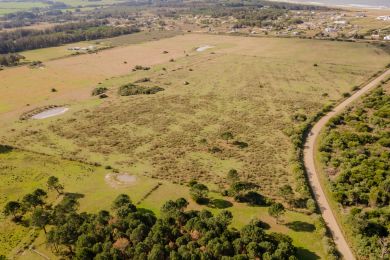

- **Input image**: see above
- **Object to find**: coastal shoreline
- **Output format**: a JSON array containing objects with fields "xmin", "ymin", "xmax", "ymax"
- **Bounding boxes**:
[{"xmin": 269, "ymin": 0, "xmax": 390, "ymax": 10}]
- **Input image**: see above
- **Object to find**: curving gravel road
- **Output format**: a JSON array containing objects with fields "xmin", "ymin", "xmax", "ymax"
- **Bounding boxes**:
[{"xmin": 303, "ymin": 69, "xmax": 390, "ymax": 260}]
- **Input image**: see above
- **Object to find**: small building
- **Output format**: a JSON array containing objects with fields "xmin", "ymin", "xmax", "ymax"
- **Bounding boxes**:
[
  {"xmin": 377, "ymin": 16, "xmax": 390, "ymax": 21},
  {"xmin": 325, "ymin": 27, "xmax": 338, "ymax": 33},
  {"xmin": 334, "ymin": 20, "xmax": 347, "ymax": 25},
  {"xmin": 384, "ymin": 35, "xmax": 390, "ymax": 41}
]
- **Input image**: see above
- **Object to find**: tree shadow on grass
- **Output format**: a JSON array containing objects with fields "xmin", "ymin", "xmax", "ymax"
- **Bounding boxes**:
[
  {"xmin": 207, "ymin": 199, "xmax": 233, "ymax": 209},
  {"xmin": 286, "ymin": 221, "xmax": 315, "ymax": 232},
  {"xmin": 0, "ymin": 145, "xmax": 13, "ymax": 153},
  {"xmin": 64, "ymin": 192, "xmax": 85, "ymax": 200},
  {"xmin": 296, "ymin": 247, "xmax": 320, "ymax": 260}
]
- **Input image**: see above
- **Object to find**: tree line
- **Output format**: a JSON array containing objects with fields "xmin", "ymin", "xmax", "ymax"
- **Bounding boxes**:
[
  {"xmin": 0, "ymin": 20, "xmax": 140, "ymax": 54},
  {"xmin": 3, "ymin": 177, "xmax": 298, "ymax": 259}
]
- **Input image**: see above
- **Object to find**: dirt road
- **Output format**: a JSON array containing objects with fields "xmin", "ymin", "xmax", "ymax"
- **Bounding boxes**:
[{"xmin": 303, "ymin": 69, "xmax": 390, "ymax": 260}]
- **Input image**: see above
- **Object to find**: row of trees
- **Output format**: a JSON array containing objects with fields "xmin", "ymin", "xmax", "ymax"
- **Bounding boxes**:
[
  {"xmin": 4, "ymin": 179, "xmax": 298, "ymax": 259},
  {"xmin": 0, "ymin": 20, "xmax": 140, "ymax": 53}
]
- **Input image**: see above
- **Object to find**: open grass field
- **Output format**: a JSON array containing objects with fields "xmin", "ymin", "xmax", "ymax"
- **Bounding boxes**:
[
  {"xmin": 1, "ymin": 33, "xmax": 389, "ymax": 259},
  {"xmin": 1, "ymin": 34, "xmax": 388, "ymax": 190},
  {"xmin": 0, "ymin": 1, "xmax": 49, "ymax": 15},
  {"xmin": 19, "ymin": 31, "xmax": 183, "ymax": 62}
]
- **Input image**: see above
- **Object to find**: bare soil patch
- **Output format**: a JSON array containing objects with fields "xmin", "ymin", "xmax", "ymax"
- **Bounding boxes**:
[{"xmin": 105, "ymin": 173, "xmax": 137, "ymax": 188}]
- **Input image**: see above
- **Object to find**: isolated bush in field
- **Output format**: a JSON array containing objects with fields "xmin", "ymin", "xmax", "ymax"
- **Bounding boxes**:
[
  {"xmin": 352, "ymin": 86, "xmax": 360, "ymax": 91},
  {"xmin": 279, "ymin": 184, "xmax": 294, "ymax": 204},
  {"xmin": 229, "ymin": 181, "xmax": 258, "ymax": 196},
  {"xmin": 233, "ymin": 140, "xmax": 248, "ymax": 149},
  {"xmin": 227, "ymin": 169, "xmax": 239, "ymax": 184},
  {"xmin": 47, "ymin": 176, "xmax": 64, "ymax": 195},
  {"xmin": 268, "ymin": 203, "xmax": 285, "ymax": 224},
  {"xmin": 134, "ymin": 77, "xmax": 150, "ymax": 83},
  {"xmin": 118, "ymin": 84, "xmax": 164, "ymax": 96},
  {"xmin": 209, "ymin": 146, "xmax": 222, "ymax": 153},
  {"xmin": 92, "ymin": 86, "xmax": 107, "ymax": 96},
  {"xmin": 190, "ymin": 183, "xmax": 209, "ymax": 204},
  {"xmin": 133, "ymin": 65, "xmax": 150, "ymax": 71},
  {"xmin": 292, "ymin": 113, "xmax": 307, "ymax": 122},
  {"xmin": 221, "ymin": 132, "xmax": 234, "ymax": 143}
]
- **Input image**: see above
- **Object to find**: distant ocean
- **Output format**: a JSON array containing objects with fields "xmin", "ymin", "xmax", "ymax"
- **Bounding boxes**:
[{"xmin": 273, "ymin": 0, "xmax": 390, "ymax": 9}]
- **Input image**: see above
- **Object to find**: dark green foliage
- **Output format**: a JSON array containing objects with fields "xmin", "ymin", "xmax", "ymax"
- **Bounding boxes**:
[
  {"xmin": 209, "ymin": 146, "xmax": 222, "ymax": 153},
  {"xmin": 227, "ymin": 169, "xmax": 239, "ymax": 184},
  {"xmin": 232, "ymin": 141, "xmax": 248, "ymax": 149},
  {"xmin": 3, "ymin": 201, "xmax": 22, "ymax": 219},
  {"xmin": 235, "ymin": 191, "xmax": 267, "ymax": 206},
  {"xmin": 5, "ymin": 179, "xmax": 297, "ymax": 259},
  {"xmin": 92, "ymin": 86, "xmax": 108, "ymax": 96},
  {"xmin": 133, "ymin": 65, "xmax": 150, "ymax": 71},
  {"xmin": 0, "ymin": 53, "xmax": 25, "ymax": 66},
  {"xmin": 320, "ymin": 87, "xmax": 390, "ymax": 258},
  {"xmin": 118, "ymin": 83, "xmax": 164, "ymax": 96},
  {"xmin": 47, "ymin": 176, "xmax": 64, "ymax": 195},
  {"xmin": 0, "ymin": 20, "xmax": 140, "ymax": 53},
  {"xmin": 31, "ymin": 208, "xmax": 51, "ymax": 233},
  {"xmin": 189, "ymin": 183, "xmax": 209, "ymax": 204},
  {"xmin": 229, "ymin": 181, "xmax": 258, "ymax": 196},
  {"xmin": 44, "ymin": 194, "xmax": 297, "ymax": 259},
  {"xmin": 221, "ymin": 131, "xmax": 234, "ymax": 143},
  {"xmin": 292, "ymin": 113, "xmax": 307, "ymax": 122},
  {"xmin": 268, "ymin": 203, "xmax": 285, "ymax": 223}
]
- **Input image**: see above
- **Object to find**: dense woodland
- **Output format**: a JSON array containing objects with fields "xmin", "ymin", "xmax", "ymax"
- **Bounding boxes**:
[
  {"xmin": 319, "ymin": 86, "xmax": 390, "ymax": 259},
  {"xmin": 0, "ymin": 20, "xmax": 140, "ymax": 53},
  {"xmin": 3, "ymin": 177, "xmax": 299, "ymax": 259}
]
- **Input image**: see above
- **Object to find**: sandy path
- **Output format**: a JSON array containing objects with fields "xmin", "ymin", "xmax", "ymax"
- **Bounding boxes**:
[{"xmin": 303, "ymin": 68, "xmax": 390, "ymax": 260}]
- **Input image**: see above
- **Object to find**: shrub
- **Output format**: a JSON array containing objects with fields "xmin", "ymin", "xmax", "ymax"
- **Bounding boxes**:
[
  {"xmin": 134, "ymin": 78, "xmax": 151, "ymax": 83},
  {"xmin": 118, "ymin": 84, "xmax": 164, "ymax": 96},
  {"xmin": 209, "ymin": 146, "xmax": 222, "ymax": 153},
  {"xmin": 232, "ymin": 140, "xmax": 248, "ymax": 149},
  {"xmin": 133, "ymin": 65, "xmax": 150, "ymax": 71},
  {"xmin": 92, "ymin": 86, "xmax": 108, "ymax": 96}
]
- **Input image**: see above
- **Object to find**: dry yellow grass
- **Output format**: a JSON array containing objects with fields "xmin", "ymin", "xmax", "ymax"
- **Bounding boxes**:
[{"xmin": 2, "ymin": 33, "xmax": 388, "ymax": 197}]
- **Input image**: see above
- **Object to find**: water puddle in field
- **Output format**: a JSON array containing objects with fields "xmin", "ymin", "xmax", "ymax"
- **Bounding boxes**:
[
  {"xmin": 196, "ymin": 45, "xmax": 214, "ymax": 52},
  {"xmin": 31, "ymin": 107, "xmax": 69, "ymax": 119},
  {"xmin": 105, "ymin": 173, "xmax": 137, "ymax": 188}
]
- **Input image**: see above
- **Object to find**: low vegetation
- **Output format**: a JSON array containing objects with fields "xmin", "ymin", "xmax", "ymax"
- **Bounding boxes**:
[
  {"xmin": 0, "ymin": 53, "xmax": 25, "ymax": 67},
  {"xmin": 91, "ymin": 86, "xmax": 108, "ymax": 96},
  {"xmin": 118, "ymin": 84, "xmax": 164, "ymax": 96},
  {"xmin": 319, "ymin": 84, "xmax": 390, "ymax": 259}
]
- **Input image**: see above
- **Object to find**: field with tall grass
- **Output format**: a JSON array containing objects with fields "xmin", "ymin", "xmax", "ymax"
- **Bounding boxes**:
[{"xmin": 0, "ymin": 33, "xmax": 389, "ymax": 259}]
